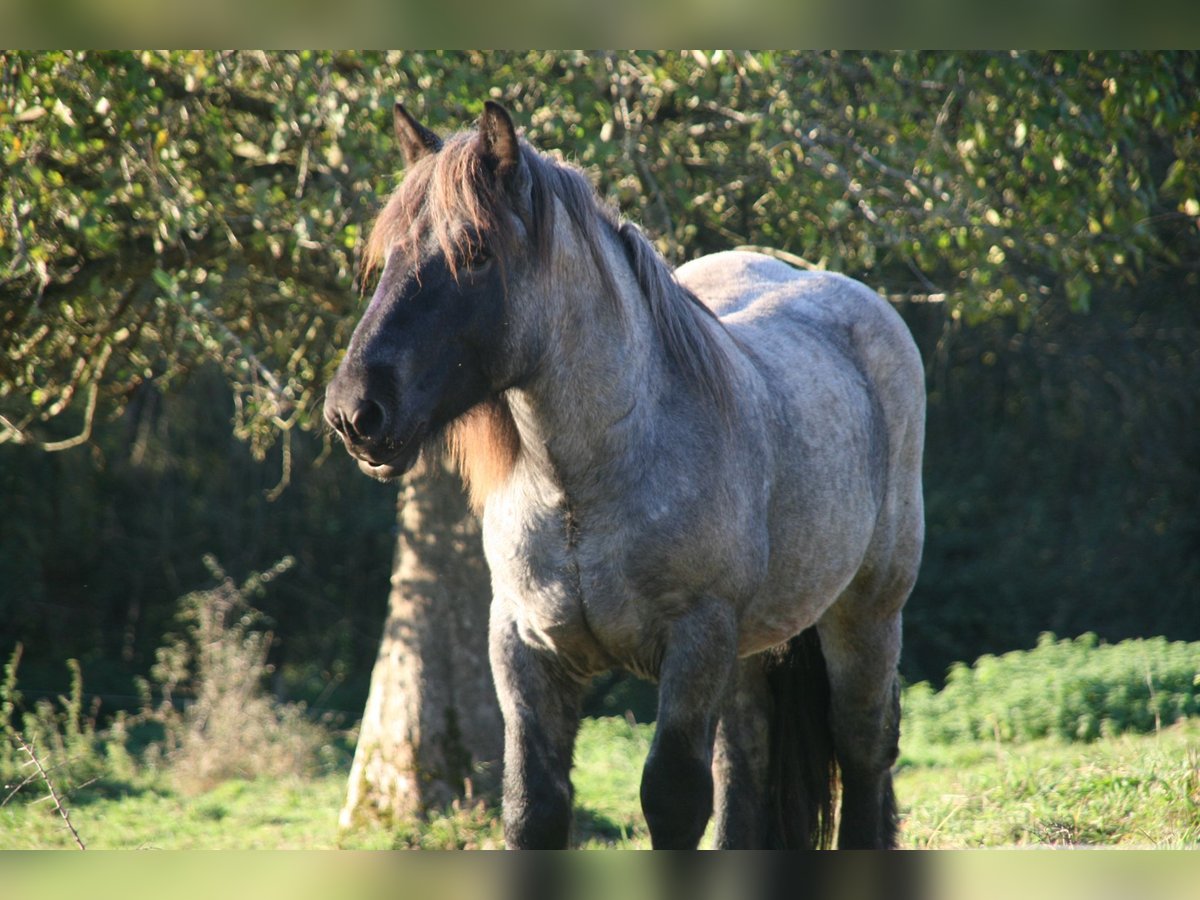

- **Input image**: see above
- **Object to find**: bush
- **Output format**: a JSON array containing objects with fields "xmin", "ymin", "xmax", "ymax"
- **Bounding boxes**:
[
  {"xmin": 903, "ymin": 632, "xmax": 1200, "ymax": 745},
  {"xmin": 135, "ymin": 554, "xmax": 336, "ymax": 793}
]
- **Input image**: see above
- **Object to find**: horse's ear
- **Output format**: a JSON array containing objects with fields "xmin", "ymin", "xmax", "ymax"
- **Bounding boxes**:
[
  {"xmin": 477, "ymin": 100, "xmax": 522, "ymax": 179},
  {"xmin": 393, "ymin": 102, "xmax": 441, "ymax": 166}
]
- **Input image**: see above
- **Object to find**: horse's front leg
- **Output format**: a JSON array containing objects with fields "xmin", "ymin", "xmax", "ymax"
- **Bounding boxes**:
[
  {"xmin": 490, "ymin": 603, "xmax": 586, "ymax": 849},
  {"xmin": 640, "ymin": 598, "xmax": 738, "ymax": 849}
]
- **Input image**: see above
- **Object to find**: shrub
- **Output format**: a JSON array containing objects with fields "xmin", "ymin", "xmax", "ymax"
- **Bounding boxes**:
[
  {"xmin": 137, "ymin": 554, "xmax": 332, "ymax": 793},
  {"xmin": 903, "ymin": 632, "xmax": 1200, "ymax": 745}
]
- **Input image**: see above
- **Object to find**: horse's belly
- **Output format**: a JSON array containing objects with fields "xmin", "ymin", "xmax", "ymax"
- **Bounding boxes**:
[
  {"xmin": 735, "ymin": 581, "xmax": 844, "ymax": 656},
  {"xmin": 732, "ymin": 572, "xmax": 856, "ymax": 656},
  {"xmin": 734, "ymin": 463, "xmax": 882, "ymax": 656}
]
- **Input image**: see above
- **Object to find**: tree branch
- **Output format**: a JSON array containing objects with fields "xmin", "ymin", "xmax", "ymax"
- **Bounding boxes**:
[{"xmin": 13, "ymin": 734, "xmax": 86, "ymax": 849}]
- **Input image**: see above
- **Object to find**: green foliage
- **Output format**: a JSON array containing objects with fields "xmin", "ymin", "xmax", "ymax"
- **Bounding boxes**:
[
  {"xmin": 0, "ymin": 643, "xmax": 21, "ymax": 739},
  {"xmin": 4, "ymin": 52, "xmax": 1197, "ymax": 452},
  {"xmin": 903, "ymin": 633, "xmax": 1200, "ymax": 745},
  {"xmin": 902, "ymin": 273, "xmax": 1200, "ymax": 682},
  {"xmin": 1, "ymin": 646, "xmax": 109, "ymax": 796},
  {"xmin": 2, "ymin": 51, "xmax": 373, "ymax": 456},
  {"xmin": 0, "ymin": 363, "xmax": 393, "ymax": 718}
]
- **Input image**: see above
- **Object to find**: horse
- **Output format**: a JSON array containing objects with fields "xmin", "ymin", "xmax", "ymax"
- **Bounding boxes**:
[{"xmin": 324, "ymin": 100, "xmax": 925, "ymax": 849}]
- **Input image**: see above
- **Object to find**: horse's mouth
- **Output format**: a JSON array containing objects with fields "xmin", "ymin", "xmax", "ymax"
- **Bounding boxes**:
[
  {"xmin": 355, "ymin": 447, "xmax": 420, "ymax": 481},
  {"xmin": 358, "ymin": 457, "xmax": 407, "ymax": 481},
  {"xmin": 348, "ymin": 422, "xmax": 426, "ymax": 482}
]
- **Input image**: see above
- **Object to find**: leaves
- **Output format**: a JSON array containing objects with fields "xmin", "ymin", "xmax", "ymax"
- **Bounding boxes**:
[{"xmin": 2, "ymin": 51, "xmax": 1197, "ymax": 452}]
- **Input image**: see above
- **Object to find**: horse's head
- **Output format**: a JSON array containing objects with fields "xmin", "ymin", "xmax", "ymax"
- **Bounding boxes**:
[{"xmin": 324, "ymin": 101, "xmax": 533, "ymax": 480}]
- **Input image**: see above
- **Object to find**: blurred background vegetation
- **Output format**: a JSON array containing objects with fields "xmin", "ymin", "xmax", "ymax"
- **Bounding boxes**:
[{"xmin": 2, "ymin": 50, "xmax": 1198, "ymax": 724}]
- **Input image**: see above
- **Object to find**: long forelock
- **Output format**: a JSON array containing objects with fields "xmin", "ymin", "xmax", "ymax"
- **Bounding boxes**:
[{"xmin": 363, "ymin": 134, "xmax": 523, "ymax": 287}]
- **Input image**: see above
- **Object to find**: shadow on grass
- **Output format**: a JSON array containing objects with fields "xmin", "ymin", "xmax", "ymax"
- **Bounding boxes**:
[
  {"xmin": 61, "ymin": 777, "xmax": 167, "ymax": 807},
  {"xmin": 574, "ymin": 805, "xmax": 633, "ymax": 846}
]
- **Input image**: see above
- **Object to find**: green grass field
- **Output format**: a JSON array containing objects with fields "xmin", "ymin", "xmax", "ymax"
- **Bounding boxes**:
[
  {"xmin": 4, "ymin": 715, "xmax": 1197, "ymax": 850},
  {"xmin": 4, "ymin": 634, "xmax": 1196, "ymax": 849}
]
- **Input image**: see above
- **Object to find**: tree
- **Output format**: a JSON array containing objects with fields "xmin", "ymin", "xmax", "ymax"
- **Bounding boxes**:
[
  {"xmin": 340, "ymin": 460, "xmax": 502, "ymax": 826},
  {"xmin": 10, "ymin": 52, "xmax": 1194, "ymax": 447}
]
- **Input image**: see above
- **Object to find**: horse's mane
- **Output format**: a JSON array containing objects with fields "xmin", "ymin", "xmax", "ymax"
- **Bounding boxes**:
[{"xmin": 364, "ymin": 128, "xmax": 735, "ymax": 510}]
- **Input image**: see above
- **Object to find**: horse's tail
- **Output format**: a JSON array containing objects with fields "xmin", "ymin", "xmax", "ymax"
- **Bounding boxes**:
[{"xmin": 764, "ymin": 626, "xmax": 838, "ymax": 849}]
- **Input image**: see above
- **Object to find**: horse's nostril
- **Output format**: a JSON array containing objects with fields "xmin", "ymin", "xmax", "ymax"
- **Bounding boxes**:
[{"xmin": 348, "ymin": 399, "xmax": 386, "ymax": 441}]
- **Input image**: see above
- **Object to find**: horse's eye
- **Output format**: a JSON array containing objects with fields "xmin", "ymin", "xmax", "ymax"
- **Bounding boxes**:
[{"xmin": 464, "ymin": 245, "xmax": 492, "ymax": 272}]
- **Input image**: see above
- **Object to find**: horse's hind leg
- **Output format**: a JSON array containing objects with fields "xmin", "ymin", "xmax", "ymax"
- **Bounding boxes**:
[
  {"xmin": 490, "ymin": 604, "xmax": 587, "ymax": 849},
  {"xmin": 817, "ymin": 603, "xmax": 904, "ymax": 849},
  {"xmin": 641, "ymin": 597, "xmax": 738, "ymax": 849},
  {"xmin": 712, "ymin": 657, "xmax": 771, "ymax": 848}
]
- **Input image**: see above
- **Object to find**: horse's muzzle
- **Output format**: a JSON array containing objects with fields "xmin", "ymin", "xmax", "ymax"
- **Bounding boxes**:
[{"xmin": 324, "ymin": 387, "xmax": 426, "ymax": 481}]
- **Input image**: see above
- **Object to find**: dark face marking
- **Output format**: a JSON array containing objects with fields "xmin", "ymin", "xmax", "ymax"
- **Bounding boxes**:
[{"xmin": 324, "ymin": 238, "xmax": 508, "ymax": 481}]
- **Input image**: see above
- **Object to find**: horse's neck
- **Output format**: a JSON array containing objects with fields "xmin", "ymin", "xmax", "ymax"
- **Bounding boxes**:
[{"xmin": 508, "ymin": 231, "xmax": 664, "ymax": 495}]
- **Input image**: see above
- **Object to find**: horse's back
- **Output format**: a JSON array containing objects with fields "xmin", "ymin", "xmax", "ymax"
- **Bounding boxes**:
[
  {"xmin": 678, "ymin": 250, "xmax": 924, "ymax": 435},
  {"xmin": 680, "ymin": 251, "xmax": 915, "ymax": 364},
  {"xmin": 677, "ymin": 250, "xmax": 803, "ymax": 316}
]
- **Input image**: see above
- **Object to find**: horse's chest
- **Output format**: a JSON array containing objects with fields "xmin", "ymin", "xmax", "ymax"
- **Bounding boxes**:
[
  {"xmin": 483, "ymin": 496, "xmax": 621, "ymax": 675},
  {"xmin": 483, "ymin": 490, "xmax": 737, "ymax": 679}
]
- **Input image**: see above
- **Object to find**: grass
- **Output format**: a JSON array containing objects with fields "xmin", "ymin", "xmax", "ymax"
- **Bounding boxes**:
[
  {"xmin": 0, "ymin": 719, "xmax": 650, "ymax": 850},
  {"xmin": 899, "ymin": 718, "xmax": 1200, "ymax": 848},
  {"xmin": 572, "ymin": 715, "xmax": 653, "ymax": 847},
  {"xmin": 8, "ymin": 567, "xmax": 1194, "ymax": 849},
  {"xmin": 4, "ymin": 715, "xmax": 1197, "ymax": 849},
  {"xmin": 1, "ymin": 773, "xmax": 348, "ymax": 850}
]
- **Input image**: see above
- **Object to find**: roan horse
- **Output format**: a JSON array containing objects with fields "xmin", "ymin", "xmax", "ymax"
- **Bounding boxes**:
[{"xmin": 325, "ymin": 101, "xmax": 925, "ymax": 849}]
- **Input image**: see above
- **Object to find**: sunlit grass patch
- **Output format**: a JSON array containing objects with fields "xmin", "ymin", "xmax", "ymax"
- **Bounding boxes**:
[{"xmin": 898, "ymin": 718, "xmax": 1200, "ymax": 848}]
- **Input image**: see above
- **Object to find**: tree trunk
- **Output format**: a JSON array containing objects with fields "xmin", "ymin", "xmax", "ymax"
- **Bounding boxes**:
[{"xmin": 339, "ymin": 458, "xmax": 502, "ymax": 828}]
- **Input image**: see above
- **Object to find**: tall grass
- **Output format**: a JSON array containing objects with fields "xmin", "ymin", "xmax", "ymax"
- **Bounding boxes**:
[{"xmin": 1, "ymin": 646, "xmax": 107, "ymax": 796}]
